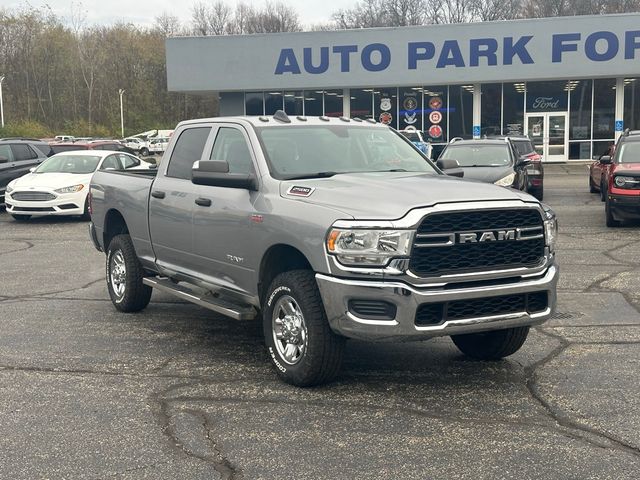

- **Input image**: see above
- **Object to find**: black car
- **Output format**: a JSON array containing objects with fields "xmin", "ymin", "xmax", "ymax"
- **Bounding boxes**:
[
  {"xmin": 503, "ymin": 136, "xmax": 545, "ymax": 200},
  {"xmin": 437, "ymin": 138, "xmax": 538, "ymax": 197},
  {"xmin": 0, "ymin": 139, "xmax": 50, "ymax": 205}
]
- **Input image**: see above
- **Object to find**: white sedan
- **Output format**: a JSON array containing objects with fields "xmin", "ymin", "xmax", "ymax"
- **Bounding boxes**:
[{"xmin": 5, "ymin": 150, "xmax": 152, "ymax": 221}]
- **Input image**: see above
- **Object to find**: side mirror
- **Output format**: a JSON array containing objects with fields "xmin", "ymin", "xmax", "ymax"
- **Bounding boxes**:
[
  {"xmin": 516, "ymin": 155, "xmax": 532, "ymax": 167},
  {"xmin": 436, "ymin": 158, "xmax": 464, "ymax": 178},
  {"xmin": 0, "ymin": 156, "xmax": 8, "ymax": 164},
  {"xmin": 599, "ymin": 155, "xmax": 612, "ymax": 165},
  {"xmin": 191, "ymin": 160, "xmax": 258, "ymax": 190}
]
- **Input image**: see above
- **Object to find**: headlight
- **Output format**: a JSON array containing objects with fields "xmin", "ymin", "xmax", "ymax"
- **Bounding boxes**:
[
  {"xmin": 55, "ymin": 184, "xmax": 85, "ymax": 194},
  {"xmin": 5, "ymin": 184, "xmax": 13, "ymax": 194},
  {"xmin": 494, "ymin": 173, "xmax": 516, "ymax": 186},
  {"xmin": 614, "ymin": 175, "xmax": 640, "ymax": 188},
  {"xmin": 326, "ymin": 229, "xmax": 413, "ymax": 266},
  {"xmin": 542, "ymin": 204, "xmax": 557, "ymax": 253}
]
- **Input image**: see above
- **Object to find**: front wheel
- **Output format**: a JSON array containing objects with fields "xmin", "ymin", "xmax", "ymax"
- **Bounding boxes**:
[
  {"xmin": 106, "ymin": 234, "xmax": 152, "ymax": 312},
  {"xmin": 140, "ymin": 147, "xmax": 149, "ymax": 157},
  {"xmin": 263, "ymin": 270, "xmax": 344, "ymax": 387},
  {"xmin": 451, "ymin": 326, "xmax": 529, "ymax": 360}
]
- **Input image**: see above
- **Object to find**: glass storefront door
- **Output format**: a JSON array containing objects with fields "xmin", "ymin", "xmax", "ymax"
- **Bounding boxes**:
[{"xmin": 525, "ymin": 112, "xmax": 568, "ymax": 161}]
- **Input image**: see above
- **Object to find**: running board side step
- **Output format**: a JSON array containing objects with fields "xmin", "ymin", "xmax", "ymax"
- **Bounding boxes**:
[{"xmin": 143, "ymin": 277, "xmax": 257, "ymax": 320}]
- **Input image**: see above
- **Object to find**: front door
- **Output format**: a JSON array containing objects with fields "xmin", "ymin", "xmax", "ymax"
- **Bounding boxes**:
[{"xmin": 525, "ymin": 112, "xmax": 568, "ymax": 162}]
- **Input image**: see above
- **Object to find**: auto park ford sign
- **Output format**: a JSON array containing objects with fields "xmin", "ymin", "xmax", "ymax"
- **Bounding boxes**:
[{"xmin": 166, "ymin": 13, "xmax": 640, "ymax": 92}]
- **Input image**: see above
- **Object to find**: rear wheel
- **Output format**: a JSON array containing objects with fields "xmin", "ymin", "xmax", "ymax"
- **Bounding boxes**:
[
  {"xmin": 140, "ymin": 147, "xmax": 149, "ymax": 157},
  {"xmin": 451, "ymin": 327, "xmax": 530, "ymax": 360},
  {"xmin": 11, "ymin": 214, "xmax": 31, "ymax": 221},
  {"xmin": 263, "ymin": 270, "xmax": 344, "ymax": 387},
  {"xmin": 106, "ymin": 234, "xmax": 152, "ymax": 312},
  {"xmin": 600, "ymin": 180, "xmax": 606, "ymax": 202},
  {"xmin": 589, "ymin": 175, "xmax": 597, "ymax": 193}
]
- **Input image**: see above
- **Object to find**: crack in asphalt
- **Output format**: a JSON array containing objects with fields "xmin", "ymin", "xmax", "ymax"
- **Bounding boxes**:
[
  {"xmin": 0, "ymin": 240, "xmax": 34, "ymax": 257},
  {"xmin": 585, "ymin": 268, "xmax": 637, "ymax": 292},
  {"xmin": 526, "ymin": 327, "xmax": 640, "ymax": 458}
]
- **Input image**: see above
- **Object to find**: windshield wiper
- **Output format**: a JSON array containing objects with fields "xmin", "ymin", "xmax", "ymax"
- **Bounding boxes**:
[
  {"xmin": 375, "ymin": 168, "xmax": 409, "ymax": 172},
  {"xmin": 283, "ymin": 171, "xmax": 340, "ymax": 180}
]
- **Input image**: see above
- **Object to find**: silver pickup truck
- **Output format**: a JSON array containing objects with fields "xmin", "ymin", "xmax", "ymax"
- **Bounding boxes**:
[{"xmin": 89, "ymin": 111, "xmax": 559, "ymax": 386}]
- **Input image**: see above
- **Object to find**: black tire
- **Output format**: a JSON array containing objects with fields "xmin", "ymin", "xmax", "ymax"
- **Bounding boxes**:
[
  {"xmin": 80, "ymin": 197, "xmax": 90, "ymax": 221},
  {"xmin": 605, "ymin": 198, "xmax": 622, "ymax": 227},
  {"xmin": 589, "ymin": 175, "xmax": 597, "ymax": 193},
  {"xmin": 600, "ymin": 181, "xmax": 606, "ymax": 202},
  {"xmin": 11, "ymin": 214, "xmax": 31, "ymax": 221},
  {"xmin": 451, "ymin": 326, "xmax": 530, "ymax": 360},
  {"xmin": 106, "ymin": 234, "xmax": 152, "ymax": 312},
  {"xmin": 263, "ymin": 270, "xmax": 345, "ymax": 387},
  {"xmin": 140, "ymin": 147, "xmax": 149, "ymax": 157}
]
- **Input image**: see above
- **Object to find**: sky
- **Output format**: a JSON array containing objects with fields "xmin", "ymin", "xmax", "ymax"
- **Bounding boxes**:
[{"xmin": 2, "ymin": 0, "xmax": 351, "ymax": 28}]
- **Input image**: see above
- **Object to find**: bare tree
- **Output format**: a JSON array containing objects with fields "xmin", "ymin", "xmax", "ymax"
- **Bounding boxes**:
[
  {"xmin": 245, "ymin": 2, "xmax": 301, "ymax": 33},
  {"xmin": 155, "ymin": 12, "xmax": 182, "ymax": 37}
]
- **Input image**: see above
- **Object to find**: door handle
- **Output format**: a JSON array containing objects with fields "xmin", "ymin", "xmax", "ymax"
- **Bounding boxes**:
[
  {"xmin": 151, "ymin": 190, "xmax": 165, "ymax": 199},
  {"xmin": 195, "ymin": 197, "xmax": 212, "ymax": 207}
]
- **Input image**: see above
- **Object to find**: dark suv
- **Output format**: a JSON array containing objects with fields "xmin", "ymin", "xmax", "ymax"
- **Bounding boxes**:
[
  {"xmin": 505, "ymin": 136, "xmax": 544, "ymax": 200},
  {"xmin": 0, "ymin": 139, "xmax": 51, "ymax": 205},
  {"xmin": 437, "ymin": 137, "xmax": 540, "ymax": 197}
]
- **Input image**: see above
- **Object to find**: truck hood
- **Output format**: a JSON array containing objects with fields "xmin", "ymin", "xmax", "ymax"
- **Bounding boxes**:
[{"xmin": 279, "ymin": 172, "xmax": 537, "ymax": 219}]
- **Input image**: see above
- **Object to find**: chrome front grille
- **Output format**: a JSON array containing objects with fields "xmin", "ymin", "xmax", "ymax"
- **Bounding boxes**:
[
  {"xmin": 11, "ymin": 191, "xmax": 56, "ymax": 201},
  {"xmin": 409, "ymin": 208, "xmax": 545, "ymax": 277}
]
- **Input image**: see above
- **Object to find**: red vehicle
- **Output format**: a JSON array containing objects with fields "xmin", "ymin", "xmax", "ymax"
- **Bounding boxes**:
[
  {"xmin": 597, "ymin": 130, "xmax": 640, "ymax": 227},
  {"xmin": 588, "ymin": 142, "xmax": 616, "ymax": 201}
]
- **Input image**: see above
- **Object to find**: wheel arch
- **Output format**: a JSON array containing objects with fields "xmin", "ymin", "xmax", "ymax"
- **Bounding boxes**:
[
  {"xmin": 258, "ymin": 244, "xmax": 313, "ymax": 304},
  {"xmin": 103, "ymin": 209, "xmax": 129, "ymax": 251}
]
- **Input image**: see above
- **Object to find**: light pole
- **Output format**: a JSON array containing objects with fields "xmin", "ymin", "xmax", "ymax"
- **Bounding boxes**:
[
  {"xmin": 118, "ymin": 88, "xmax": 125, "ymax": 138},
  {"xmin": 0, "ymin": 76, "xmax": 5, "ymax": 129}
]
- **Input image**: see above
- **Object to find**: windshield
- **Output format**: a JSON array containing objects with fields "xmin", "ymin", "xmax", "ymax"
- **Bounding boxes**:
[
  {"xmin": 618, "ymin": 142, "xmax": 640, "ymax": 163},
  {"xmin": 256, "ymin": 125, "xmax": 436, "ymax": 179},
  {"xmin": 440, "ymin": 144, "xmax": 511, "ymax": 167},
  {"xmin": 35, "ymin": 154, "xmax": 101, "ymax": 174}
]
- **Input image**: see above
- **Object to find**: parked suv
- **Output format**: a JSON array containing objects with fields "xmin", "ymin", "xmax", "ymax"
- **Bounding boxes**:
[
  {"xmin": 0, "ymin": 139, "xmax": 50, "ymax": 205},
  {"xmin": 504, "ymin": 136, "xmax": 544, "ymax": 200},
  {"xmin": 437, "ymin": 138, "xmax": 535, "ymax": 195},
  {"xmin": 600, "ymin": 130, "xmax": 640, "ymax": 227}
]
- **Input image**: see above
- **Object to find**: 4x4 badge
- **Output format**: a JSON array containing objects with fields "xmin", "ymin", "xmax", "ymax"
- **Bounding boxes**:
[{"xmin": 287, "ymin": 186, "xmax": 315, "ymax": 197}]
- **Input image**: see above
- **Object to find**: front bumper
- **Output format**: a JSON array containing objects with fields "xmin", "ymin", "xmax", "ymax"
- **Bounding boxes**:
[
  {"xmin": 5, "ymin": 190, "xmax": 87, "ymax": 217},
  {"xmin": 316, "ymin": 263, "xmax": 559, "ymax": 342},
  {"xmin": 608, "ymin": 193, "xmax": 640, "ymax": 221}
]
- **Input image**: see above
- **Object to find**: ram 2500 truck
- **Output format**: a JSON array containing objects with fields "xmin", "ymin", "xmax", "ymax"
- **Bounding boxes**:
[{"xmin": 89, "ymin": 111, "xmax": 559, "ymax": 387}]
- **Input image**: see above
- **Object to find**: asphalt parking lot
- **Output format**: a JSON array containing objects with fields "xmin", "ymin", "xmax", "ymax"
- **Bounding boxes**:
[{"xmin": 1, "ymin": 164, "xmax": 639, "ymax": 479}]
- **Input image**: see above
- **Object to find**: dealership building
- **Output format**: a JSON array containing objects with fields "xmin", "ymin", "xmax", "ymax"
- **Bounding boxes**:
[{"xmin": 166, "ymin": 13, "xmax": 640, "ymax": 161}]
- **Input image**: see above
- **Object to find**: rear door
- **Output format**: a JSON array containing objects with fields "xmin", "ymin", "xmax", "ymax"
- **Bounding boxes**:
[
  {"xmin": 0, "ymin": 144, "xmax": 16, "ymax": 199},
  {"xmin": 148, "ymin": 124, "xmax": 215, "ymax": 276}
]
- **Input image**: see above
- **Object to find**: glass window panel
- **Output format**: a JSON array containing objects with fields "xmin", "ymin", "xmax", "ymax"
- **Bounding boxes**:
[
  {"xmin": 423, "ymin": 85, "xmax": 447, "ymax": 143},
  {"xmin": 593, "ymin": 140, "xmax": 615, "ymax": 158},
  {"xmin": 350, "ymin": 88, "xmax": 373, "ymax": 120},
  {"xmin": 398, "ymin": 87, "xmax": 423, "ymax": 132},
  {"xmin": 481, "ymin": 83, "xmax": 502, "ymax": 137},
  {"xmin": 245, "ymin": 92, "xmax": 264, "ymax": 116},
  {"xmin": 323, "ymin": 89, "xmax": 343, "ymax": 117},
  {"xmin": 526, "ymin": 81, "xmax": 568, "ymax": 112},
  {"xmin": 449, "ymin": 85, "xmax": 473, "ymax": 139},
  {"xmin": 373, "ymin": 88, "xmax": 398, "ymax": 129},
  {"xmin": 304, "ymin": 90, "xmax": 323, "ymax": 117},
  {"xmin": 503, "ymin": 82, "xmax": 525, "ymax": 135},
  {"xmin": 568, "ymin": 141, "xmax": 591, "ymax": 160},
  {"xmin": 265, "ymin": 91, "xmax": 284, "ymax": 115},
  {"xmin": 284, "ymin": 91, "xmax": 303, "ymax": 116},
  {"xmin": 569, "ymin": 80, "xmax": 592, "ymax": 140},
  {"xmin": 624, "ymin": 78, "xmax": 639, "ymax": 131},
  {"xmin": 593, "ymin": 79, "xmax": 616, "ymax": 140}
]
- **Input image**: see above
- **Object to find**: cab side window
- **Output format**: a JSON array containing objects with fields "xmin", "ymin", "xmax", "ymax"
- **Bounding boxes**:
[
  {"xmin": 167, "ymin": 127, "xmax": 212, "ymax": 180},
  {"xmin": 210, "ymin": 128, "xmax": 254, "ymax": 174}
]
